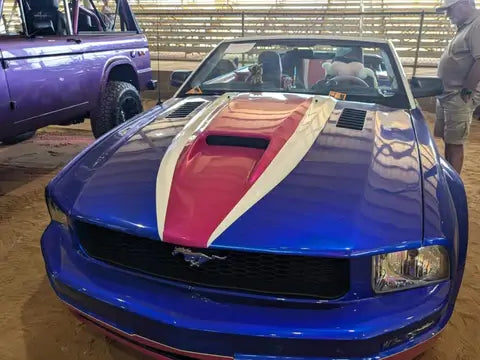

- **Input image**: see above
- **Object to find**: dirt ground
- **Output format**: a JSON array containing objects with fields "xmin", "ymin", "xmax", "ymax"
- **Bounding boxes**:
[{"xmin": 0, "ymin": 112, "xmax": 479, "ymax": 360}]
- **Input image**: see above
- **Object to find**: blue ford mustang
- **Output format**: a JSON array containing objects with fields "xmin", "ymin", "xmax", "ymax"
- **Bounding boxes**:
[{"xmin": 41, "ymin": 36, "xmax": 468, "ymax": 360}]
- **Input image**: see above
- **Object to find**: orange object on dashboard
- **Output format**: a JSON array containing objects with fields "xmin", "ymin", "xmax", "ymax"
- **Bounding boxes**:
[{"xmin": 329, "ymin": 91, "xmax": 347, "ymax": 100}]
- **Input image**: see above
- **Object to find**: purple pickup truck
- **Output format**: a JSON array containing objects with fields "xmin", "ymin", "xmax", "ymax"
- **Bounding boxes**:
[{"xmin": 0, "ymin": 0, "xmax": 155, "ymax": 144}]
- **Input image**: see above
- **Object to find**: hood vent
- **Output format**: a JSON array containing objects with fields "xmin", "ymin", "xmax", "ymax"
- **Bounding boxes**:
[
  {"xmin": 166, "ymin": 101, "xmax": 205, "ymax": 119},
  {"xmin": 336, "ymin": 108, "xmax": 367, "ymax": 130},
  {"xmin": 206, "ymin": 135, "xmax": 270, "ymax": 150}
]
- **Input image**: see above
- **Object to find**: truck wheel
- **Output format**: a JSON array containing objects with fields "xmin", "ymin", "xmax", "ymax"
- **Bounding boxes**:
[
  {"xmin": 90, "ymin": 81, "xmax": 143, "ymax": 138},
  {"xmin": 1, "ymin": 130, "xmax": 36, "ymax": 145}
]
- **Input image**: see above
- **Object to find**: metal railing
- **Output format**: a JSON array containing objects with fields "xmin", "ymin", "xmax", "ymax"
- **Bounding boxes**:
[{"xmin": 134, "ymin": 8, "xmax": 455, "ymax": 69}]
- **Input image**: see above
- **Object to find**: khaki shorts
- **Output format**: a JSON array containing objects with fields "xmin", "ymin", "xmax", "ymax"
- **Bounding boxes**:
[{"xmin": 435, "ymin": 93, "xmax": 475, "ymax": 145}]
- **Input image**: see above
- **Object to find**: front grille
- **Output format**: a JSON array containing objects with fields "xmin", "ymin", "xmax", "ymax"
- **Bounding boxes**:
[{"xmin": 75, "ymin": 222, "xmax": 350, "ymax": 299}]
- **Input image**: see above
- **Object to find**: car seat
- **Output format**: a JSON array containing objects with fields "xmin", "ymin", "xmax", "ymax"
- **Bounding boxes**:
[
  {"xmin": 258, "ymin": 51, "xmax": 282, "ymax": 88},
  {"xmin": 282, "ymin": 49, "xmax": 314, "ymax": 88},
  {"xmin": 77, "ymin": 6, "xmax": 103, "ymax": 32},
  {"xmin": 26, "ymin": 0, "xmax": 67, "ymax": 36},
  {"xmin": 207, "ymin": 59, "xmax": 237, "ymax": 80},
  {"xmin": 302, "ymin": 59, "xmax": 329, "ymax": 89}
]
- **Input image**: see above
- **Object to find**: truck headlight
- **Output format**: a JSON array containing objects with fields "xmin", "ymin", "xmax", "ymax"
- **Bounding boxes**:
[
  {"xmin": 373, "ymin": 246, "xmax": 449, "ymax": 293},
  {"xmin": 46, "ymin": 195, "xmax": 68, "ymax": 226}
]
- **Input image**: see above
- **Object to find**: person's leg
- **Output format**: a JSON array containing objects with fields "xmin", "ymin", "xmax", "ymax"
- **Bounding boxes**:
[
  {"xmin": 474, "ymin": 85, "xmax": 480, "ymax": 120},
  {"xmin": 442, "ymin": 94, "xmax": 474, "ymax": 174},
  {"xmin": 434, "ymin": 98, "xmax": 446, "ymax": 139},
  {"xmin": 445, "ymin": 143, "xmax": 464, "ymax": 173},
  {"xmin": 474, "ymin": 105, "xmax": 480, "ymax": 120}
]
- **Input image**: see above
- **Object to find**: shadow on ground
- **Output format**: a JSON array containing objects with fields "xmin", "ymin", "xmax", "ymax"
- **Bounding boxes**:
[{"xmin": 0, "ymin": 132, "xmax": 93, "ymax": 195}]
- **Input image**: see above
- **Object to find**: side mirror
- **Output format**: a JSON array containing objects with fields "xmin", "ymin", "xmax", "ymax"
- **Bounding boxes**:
[
  {"xmin": 32, "ymin": 18, "xmax": 55, "ymax": 35},
  {"xmin": 410, "ymin": 77, "xmax": 444, "ymax": 98},
  {"xmin": 170, "ymin": 70, "xmax": 192, "ymax": 88}
]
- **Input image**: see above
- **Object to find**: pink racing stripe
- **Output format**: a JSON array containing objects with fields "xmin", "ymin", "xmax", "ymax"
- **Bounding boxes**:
[{"xmin": 162, "ymin": 94, "xmax": 313, "ymax": 248}]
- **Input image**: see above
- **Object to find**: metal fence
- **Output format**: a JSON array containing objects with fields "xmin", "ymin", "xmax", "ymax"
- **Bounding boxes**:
[{"xmin": 133, "ymin": 8, "xmax": 455, "ymax": 68}]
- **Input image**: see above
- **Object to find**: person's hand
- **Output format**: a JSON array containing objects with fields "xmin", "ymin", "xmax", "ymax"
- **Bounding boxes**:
[{"xmin": 460, "ymin": 88, "xmax": 473, "ymax": 103}]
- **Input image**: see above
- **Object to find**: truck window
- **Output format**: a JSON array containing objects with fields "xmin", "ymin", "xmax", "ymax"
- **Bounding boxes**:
[
  {"xmin": 0, "ymin": 0, "xmax": 24, "ymax": 35},
  {"xmin": 22, "ymin": 0, "xmax": 70, "ymax": 36},
  {"xmin": 74, "ymin": 0, "xmax": 136, "ymax": 33}
]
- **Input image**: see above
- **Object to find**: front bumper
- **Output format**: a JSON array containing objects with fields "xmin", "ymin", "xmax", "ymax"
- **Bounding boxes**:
[{"xmin": 41, "ymin": 223, "xmax": 453, "ymax": 360}]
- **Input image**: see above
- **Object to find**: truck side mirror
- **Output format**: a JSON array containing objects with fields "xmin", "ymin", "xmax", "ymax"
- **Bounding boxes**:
[
  {"xmin": 170, "ymin": 71, "xmax": 192, "ymax": 88},
  {"xmin": 410, "ymin": 77, "xmax": 444, "ymax": 98}
]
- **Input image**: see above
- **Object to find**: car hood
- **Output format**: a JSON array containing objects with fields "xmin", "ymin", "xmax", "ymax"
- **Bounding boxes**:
[{"xmin": 67, "ymin": 93, "xmax": 422, "ymax": 255}]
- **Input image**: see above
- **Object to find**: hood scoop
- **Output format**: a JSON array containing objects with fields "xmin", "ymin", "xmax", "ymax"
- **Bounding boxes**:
[
  {"xmin": 206, "ymin": 135, "xmax": 270, "ymax": 150},
  {"xmin": 166, "ymin": 101, "xmax": 205, "ymax": 119},
  {"xmin": 336, "ymin": 108, "xmax": 367, "ymax": 130}
]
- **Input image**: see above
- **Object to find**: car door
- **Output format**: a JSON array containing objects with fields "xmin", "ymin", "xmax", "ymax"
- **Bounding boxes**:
[{"xmin": 1, "ymin": 0, "xmax": 89, "ymax": 135}]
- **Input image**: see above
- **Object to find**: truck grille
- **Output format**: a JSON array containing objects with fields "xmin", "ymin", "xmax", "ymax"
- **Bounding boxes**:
[{"xmin": 75, "ymin": 222, "xmax": 350, "ymax": 300}]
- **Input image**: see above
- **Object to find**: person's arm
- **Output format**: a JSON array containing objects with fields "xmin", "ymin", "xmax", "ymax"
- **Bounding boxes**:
[
  {"xmin": 464, "ymin": 59, "xmax": 480, "ymax": 91},
  {"xmin": 462, "ymin": 22, "xmax": 480, "ymax": 102}
]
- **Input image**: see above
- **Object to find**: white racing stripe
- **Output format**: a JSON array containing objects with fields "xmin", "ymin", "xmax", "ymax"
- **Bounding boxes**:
[
  {"xmin": 207, "ymin": 96, "xmax": 337, "ymax": 246},
  {"xmin": 156, "ymin": 94, "xmax": 233, "ymax": 240}
]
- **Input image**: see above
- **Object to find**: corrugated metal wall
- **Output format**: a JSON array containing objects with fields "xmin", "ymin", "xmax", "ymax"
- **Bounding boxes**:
[
  {"xmin": 130, "ymin": 0, "xmax": 479, "ymax": 11},
  {"xmin": 3, "ymin": 0, "xmax": 480, "ymax": 66},
  {"xmin": 131, "ymin": 0, "xmax": 480, "ymax": 65}
]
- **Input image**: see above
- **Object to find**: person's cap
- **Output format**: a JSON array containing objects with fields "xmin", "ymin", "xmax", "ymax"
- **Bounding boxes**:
[{"xmin": 436, "ymin": 0, "xmax": 466, "ymax": 13}]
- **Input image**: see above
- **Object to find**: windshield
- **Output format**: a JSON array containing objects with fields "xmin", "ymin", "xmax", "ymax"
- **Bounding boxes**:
[{"xmin": 181, "ymin": 39, "xmax": 409, "ymax": 108}]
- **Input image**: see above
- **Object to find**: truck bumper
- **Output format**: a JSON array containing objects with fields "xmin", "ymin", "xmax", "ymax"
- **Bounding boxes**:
[{"xmin": 147, "ymin": 79, "xmax": 158, "ymax": 90}]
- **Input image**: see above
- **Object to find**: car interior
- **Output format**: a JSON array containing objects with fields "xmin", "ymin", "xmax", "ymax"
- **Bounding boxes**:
[
  {"xmin": 24, "ymin": 0, "xmax": 67, "ymax": 36},
  {"xmin": 207, "ymin": 47, "xmax": 391, "ymax": 93},
  {"xmin": 77, "ymin": 5, "xmax": 104, "ymax": 32}
]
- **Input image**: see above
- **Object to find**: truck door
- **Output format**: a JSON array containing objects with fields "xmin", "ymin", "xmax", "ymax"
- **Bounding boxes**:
[
  {"xmin": 0, "ymin": 0, "xmax": 23, "ymax": 139},
  {"xmin": 0, "ymin": 51, "xmax": 11, "ymax": 133},
  {"xmin": 71, "ymin": 0, "xmax": 149, "ymax": 105},
  {"xmin": 1, "ymin": 0, "xmax": 89, "ymax": 136}
]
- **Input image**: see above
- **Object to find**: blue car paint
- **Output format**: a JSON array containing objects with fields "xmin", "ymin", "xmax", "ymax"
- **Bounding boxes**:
[
  {"xmin": 42, "ymin": 220, "xmax": 450, "ymax": 359},
  {"xmin": 51, "ymin": 100, "xmax": 424, "ymax": 255},
  {"xmin": 410, "ymin": 108, "xmax": 468, "ymax": 300},
  {"xmin": 41, "ymin": 98, "xmax": 468, "ymax": 359}
]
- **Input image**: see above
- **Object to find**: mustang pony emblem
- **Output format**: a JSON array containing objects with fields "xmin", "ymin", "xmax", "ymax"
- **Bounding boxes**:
[{"xmin": 172, "ymin": 247, "xmax": 227, "ymax": 267}]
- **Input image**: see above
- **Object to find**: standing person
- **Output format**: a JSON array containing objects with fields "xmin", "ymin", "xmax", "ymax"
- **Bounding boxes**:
[
  {"xmin": 435, "ymin": 0, "xmax": 480, "ymax": 174},
  {"xmin": 100, "ymin": 0, "xmax": 115, "ymax": 31}
]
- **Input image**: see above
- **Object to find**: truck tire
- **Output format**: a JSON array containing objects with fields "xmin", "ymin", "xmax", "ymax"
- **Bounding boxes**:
[
  {"xmin": 1, "ymin": 130, "xmax": 36, "ymax": 145},
  {"xmin": 90, "ymin": 81, "xmax": 143, "ymax": 138}
]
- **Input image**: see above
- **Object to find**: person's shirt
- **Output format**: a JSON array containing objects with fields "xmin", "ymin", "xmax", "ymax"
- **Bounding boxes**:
[
  {"xmin": 438, "ymin": 10, "xmax": 480, "ymax": 97},
  {"xmin": 101, "ymin": 5, "xmax": 115, "ymax": 31}
]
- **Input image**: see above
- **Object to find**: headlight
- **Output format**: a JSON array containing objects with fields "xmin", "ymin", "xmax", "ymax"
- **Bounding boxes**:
[
  {"xmin": 373, "ymin": 246, "xmax": 449, "ymax": 293},
  {"xmin": 46, "ymin": 195, "xmax": 68, "ymax": 226}
]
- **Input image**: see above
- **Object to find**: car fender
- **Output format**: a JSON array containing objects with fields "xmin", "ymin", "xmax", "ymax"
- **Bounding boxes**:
[
  {"xmin": 440, "ymin": 158, "xmax": 468, "ymax": 272},
  {"xmin": 100, "ymin": 56, "xmax": 139, "ymax": 95},
  {"xmin": 410, "ymin": 108, "xmax": 466, "ymax": 302}
]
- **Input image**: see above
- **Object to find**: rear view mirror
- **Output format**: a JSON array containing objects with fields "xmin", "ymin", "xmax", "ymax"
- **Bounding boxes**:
[
  {"xmin": 410, "ymin": 77, "xmax": 444, "ymax": 98},
  {"xmin": 170, "ymin": 71, "xmax": 192, "ymax": 88}
]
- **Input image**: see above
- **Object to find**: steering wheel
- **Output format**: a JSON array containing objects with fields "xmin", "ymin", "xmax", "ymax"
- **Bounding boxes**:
[{"xmin": 326, "ymin": 75, "xmax": 370, "ymax": 88}]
